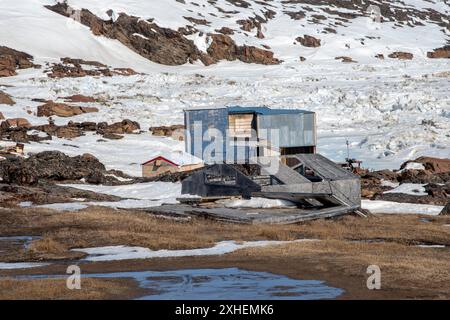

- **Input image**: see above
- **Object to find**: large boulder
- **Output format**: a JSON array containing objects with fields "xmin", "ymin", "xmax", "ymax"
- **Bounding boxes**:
[
  {"xmin": 0, "ymin": 91, "xmax": 15, "ymax": 105},
  {"xmin": 296, "ymin": 35, "xmax": 321, "ymax": 47},
  {"xmin": 427, "ymin": 46, "xmax": 450, "ymax": 59},
  {"xmin": 1, "ymin": 118, "xmax": 31, "ymax": 128},
  {"xmin": 37, "ymin": 101, "xmax": 98, "ymax": 117},
  {"xmin": 0, "ymin": 46, "xmax": 36, "ymax": 77},
  {"xmin": 97, "ymin": 119, "xmax": 140, "ymax": 134},
  {"xmin": 388, "ymin": 52, "xmax": 413, "ymax": 60}
]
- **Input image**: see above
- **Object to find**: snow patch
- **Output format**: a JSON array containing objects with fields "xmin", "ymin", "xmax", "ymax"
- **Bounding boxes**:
[
  {"xmin": 222, "ymin": 197, "xmax": 296, "ymax": 209},
  {"xmin": 362, "ymin": 200, "xmax": 443, "ymax": 215},
  {"xmin": 0, "ymin": 262, "xmax": 49, "ymax": 270},
  {"xmin": 384, "ymin": 183, "xmax": 428, "ymax": 196},
  {"xmin": 73, "ymin": 239, "xmax": 316, "ymax": 262}
]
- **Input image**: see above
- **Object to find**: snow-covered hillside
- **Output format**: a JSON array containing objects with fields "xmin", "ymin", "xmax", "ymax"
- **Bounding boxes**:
[
  {"xmin": 0, "ymin": 0, "xmax": 449, "ymax": 176},
  {"xmin": 1, "ymin": 0, "xmax": 449, "ymax": 68}
]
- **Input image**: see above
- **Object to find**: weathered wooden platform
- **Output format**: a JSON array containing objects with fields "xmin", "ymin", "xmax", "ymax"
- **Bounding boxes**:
[{"xmin": 144, "ymin": 203, "xmax": 359, "ymax": 225}]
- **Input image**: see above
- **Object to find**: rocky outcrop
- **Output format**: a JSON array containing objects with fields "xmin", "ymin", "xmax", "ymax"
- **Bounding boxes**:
[
  {"xmin": 296, "ymin": 35, "xmax": 321, "ymax": 47},
  {"xmin": 427, "ymin": 46, "xmax": 450, "ymax": 59},
  {"xmin": 0, "ymin": 151, "xmax": 109, "ymax": 185},
  {"xmin": 45, "ymin": 3, "xmax": 208, "ymax": 66},
  {"xmin": 0, "ymin": 46, "xmax": 37, "ymax": 77},
  {"xmin": 37, "ymin": 101, "xmax": 98, "ymax": 117},
  {"xmin": 361, "ymin": 157, "xmax": 450, "ymax": 205},
  {"xmin": 97, "ymin": 119, "xmax": 140, "ymax": 135},
  {"xmin": 0, "ymin": 112, "xmax": 4, "ymax": 120},
  {"xmin": 388, "ymin": 52, "xmax": 413, "ymax": 60},
  {"xmin": 0, "ymin": 91, "xmax": 15, "ymax": 105},
  {"xmin": 215, "ymin": 27, "xmax": 234, "ymax": 35},
  {"xmin": 45, "ymin": 3, "xmax": 279, "ymax": 66},
  {"xmin": 375, "ymin": 54, "xmax": 385, "ymax": 59},
  {"xmin": 207, "ymin": 34, "xmax": 280, "ymax": 65}
]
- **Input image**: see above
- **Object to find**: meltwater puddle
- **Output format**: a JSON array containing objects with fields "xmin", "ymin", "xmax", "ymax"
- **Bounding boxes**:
[{"xmin": 83, "ymin": 268, "xmax": 344, "ymax": 300}]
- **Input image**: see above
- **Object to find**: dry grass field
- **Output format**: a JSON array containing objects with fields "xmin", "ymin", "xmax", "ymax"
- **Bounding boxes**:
[
  {"xmin": 0, "ymin": 277, "xmax": 146, "ymax": 300},
  {"xmin": 0, "ymin": 206, "xmax": 449, "ymax": 299}
]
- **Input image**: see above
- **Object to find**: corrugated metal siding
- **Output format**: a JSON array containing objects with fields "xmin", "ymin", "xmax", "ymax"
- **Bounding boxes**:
[
  {"xmin": 257, "ymin": 113, "xmax": 316, "ymax": 147},
  {"xmin": 185, "ymin": 107, "xmax": 316, "ymax": 163},
  {"xmin": 185, "ymin": 109, "xmax": 257, "ymax": 164}
]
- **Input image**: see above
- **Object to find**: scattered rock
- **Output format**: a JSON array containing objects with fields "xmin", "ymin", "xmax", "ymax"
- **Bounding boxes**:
[
  {"xmin": 32, "ymin": 124, "xmax": 83, "ymax": 139},
  {"xmin": 296, "ymin": 35, "xmax": 321, "ymax": 48},
  {"xmin": 150, "ymin": 125, "xmax": 185, "ymax": 141},
  {"xmin": 375, "ymin": 54, "xmax": 385, "ymax": 59},
  {"xmin": 113, "ymin": 68, "xmax": 138, "ymax": 76},
  {"xmin": 37, "ymin": 101, "xmax": 98, "ymax": 117},
  {"xmin": 388, "ymin": 52, "xmax": 413, "ymax": 60},
  {"xmin": 0, "ymin": 91, "xmax": 15, "ymax": 105},
  {"xmin": 215, "ymin": 27, "xmax": 234, "ymax": 35},
  {"xmin": 335, "ymin": 56, "xmax": 357, "ymax": 63},
  {"xmin": 97, "ymin": 119, "xmax": 140, "ymax": 135},
  {"xmin": 299, "ymin": 56, "xmax": 306, "ymax": 62}
]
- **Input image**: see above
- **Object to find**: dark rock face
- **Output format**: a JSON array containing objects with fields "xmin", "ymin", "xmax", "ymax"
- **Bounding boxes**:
[
  {"xmin": 0, "ymin": 46, "xmax": 37, "ymax": 77},
  {"xmin": 296, "ymin": 35, "xmax": 321, "ymax": 47},
  {"xmin": 0, "ymin": 151, "xmax": 110, "ymax": 185},
  {"xmin": 427, "ymin": 46, "xmax": 450, "ymax": 59}
]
